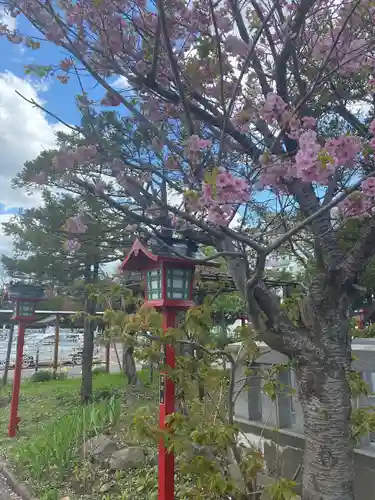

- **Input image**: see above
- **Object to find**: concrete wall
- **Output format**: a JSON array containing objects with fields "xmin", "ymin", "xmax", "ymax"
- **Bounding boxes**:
[{"xmin": 230, "ymin": 340, "xmax": 375, "ymax": 499}]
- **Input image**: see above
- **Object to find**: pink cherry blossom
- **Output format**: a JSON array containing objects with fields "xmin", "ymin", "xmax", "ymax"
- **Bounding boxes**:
[
  {"xmin": 361, "ymin": 177, "xmax": 375, "ymax": 197},
  {"xmin": 101, "ymin": 92, "xmax": 122, "ymax": 107},
  {"xmin": 369, "ymin": 120, "xmax": 375, "ymax": 136},
  {"xmin": 338, "ymin": 192, "xmax": 373, "ymax": 218},
  {"xmin": 261, "ymin": 93, "xmax": 287, "ymax": 124},
  {"xmin": 64, "ymin": 239, "xmax": 82, "ymax": 253},
  {"xmin": 185, "ymin": 135, "xmax": 212, "ymax": 152},
  {"xmin": 63, "ymin": 216, "xmax": 88, "ymax": 235},
  {"xmin": 325, "ymin": 136, "xmax": 361, "ymax": 167}
]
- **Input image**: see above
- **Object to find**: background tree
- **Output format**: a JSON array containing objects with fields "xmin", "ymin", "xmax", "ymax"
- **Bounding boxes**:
[{"xmin": 2, "ymin": 187, "xmax": 133, "ymax": 402}]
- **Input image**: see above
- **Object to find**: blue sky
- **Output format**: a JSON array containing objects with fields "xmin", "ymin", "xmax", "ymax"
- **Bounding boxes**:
[
  {"xmin": 0, "ymin": 17, "xmax": 98, "ymax": 127},
  {"xmin": 0, "ymin": 11, "xmax": 88, "ymax": 253}
]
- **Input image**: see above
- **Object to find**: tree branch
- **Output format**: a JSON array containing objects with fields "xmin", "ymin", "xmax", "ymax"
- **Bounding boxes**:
[
  {"xmin": 15, "ymin": 90, "xmax": 81, "ymax": 133},
  {"xmin": 156, "ymin": 0, "xmax": 194, "ymax": 135},
  {"xmin": 218, "ymin": 0, "xmax": 278, "ymax": 161},
  {"xmin": 341, "ymin": 217, "xmax": 375, "ymax": 283},
  {"xmin": 267, "ymin": 175, "xmax": 372, "ymax": 260}
]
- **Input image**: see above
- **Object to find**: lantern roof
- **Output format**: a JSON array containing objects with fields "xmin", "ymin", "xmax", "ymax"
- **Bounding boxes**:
[
  {"xmin": 120, "ymin": 237, "xmax": 211, "ymax": 272},
  {"xmin": 5, "ymin": 282, "xmax": 45, "ymax": 301}
]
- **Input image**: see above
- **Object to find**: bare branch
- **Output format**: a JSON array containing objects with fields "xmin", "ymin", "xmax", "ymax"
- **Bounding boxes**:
[
  {"xmin": 218, "ymin": 0, "xmax": 278, "ymax": 161},
  {"xmin": 156, "ymin": 0, "xmax": 194, "ymax": 135},
  {"xmin": 267, "ymin": 174, "xmax": 373, "ymax": 257},
  {"xmin": 149, "ymin": 17, "xmax": 161, "ymax": 82},
  {"xmin": 276, "ymin": 0, "xmax": 316, "ymax": 100},
  {"xmin": 153, "ymin": 234, "xmax": 246, "ymax": 264},
  {"xmin": 15, "ymin": 90, "xmax": 81, "ymax": 133},
  {"xmin": 228, "ymin": 0, "xmax": 272, "ymax": 96}
]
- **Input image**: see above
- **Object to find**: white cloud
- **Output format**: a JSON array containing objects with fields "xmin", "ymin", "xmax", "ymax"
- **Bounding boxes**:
[
  {"xmin": 0, "ymin": 6, "xmax": 16, "ymax": 30},
  {"xmin": 0, "ymin": 72, "xmax": 68, "ymax": 255},
  {"xmin": 0, "ymin": 72, "xmax": 65, "ymax": 207},
  {"xmin": 112, "ymin": 75, "xmax": 129, "ymax": 90},
  {"xmin": 167, "ymin": 188, "xmax": 183, "ymax": 208}
]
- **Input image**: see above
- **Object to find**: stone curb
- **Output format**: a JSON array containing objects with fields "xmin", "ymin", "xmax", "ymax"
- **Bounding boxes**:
[{"xmin": 0, "ymin": 460, "xmax": 35, "ymax": 500}]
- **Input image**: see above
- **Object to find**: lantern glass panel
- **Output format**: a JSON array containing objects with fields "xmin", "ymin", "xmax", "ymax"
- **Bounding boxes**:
[
  {"xmin": 19, "ymin": 301, "xmax": 35, "ymax": 317},
  {"xmin": 146, "ymin": 269, "xmax": 162, "ymax": 300},
  {"xmin": 166, "ymin": 268, "xmax": 192, "ymax": 300}
]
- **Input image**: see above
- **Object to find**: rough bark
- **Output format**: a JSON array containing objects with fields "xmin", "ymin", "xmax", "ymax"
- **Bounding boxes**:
[
  {"xmin": 296, "ymin": 295, "xmax": 354, "ymax": 500},
  {"xmin": 297, "ymin": 354, "xmax": 353, "ymax": 499},
  {"xmin": 224, "ymin": 233, "xmax": 355, "ymax": 499},
  {"xmin": 123, "ymin": 345, "xmax": 137, "ymax": 385}
]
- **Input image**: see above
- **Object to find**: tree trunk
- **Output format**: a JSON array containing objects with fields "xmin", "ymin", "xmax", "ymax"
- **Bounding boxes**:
[
  {"xmin": 224, "ymin": 239, "xmax": 356, "ymax": 499},
  {"xmin": 297, "ymin": 340, "xmax": 354, "ymax": 500},
  {"xmin": 81, "ymin": 262, "xmax": 98, "ymax": 404},
  {"xmin": 123, "ymin": 346, "xmax": 137, "ymax": 385}
]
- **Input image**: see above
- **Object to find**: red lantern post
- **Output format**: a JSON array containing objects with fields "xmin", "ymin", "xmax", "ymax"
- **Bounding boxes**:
[
  {"xmin": 5, "ymin": 283, "xmax": 45, "ymax": 437},
  {"xmin": 121, "ymin": 238, "xmax": 196, "ymax": 500}
]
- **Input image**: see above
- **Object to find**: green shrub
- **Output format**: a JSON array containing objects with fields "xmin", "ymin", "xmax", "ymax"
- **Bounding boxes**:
[
  {"xmin": 30, "ymin": 370, "xmax": 52, "ymax": 383},
  {"xmin": 91, "ymin": 386, "xmax": 121, "ymax": 401},
  {"xmin": 30, "ymin": 370, "xmax": 68, "ymax": 382},
  {"xmin": 52, "ymin": 370, "xmax": 68, "ymax": 381},
  {"xmin": 92, "ymin": 366, "xmax": 108, "ymax": 376}
]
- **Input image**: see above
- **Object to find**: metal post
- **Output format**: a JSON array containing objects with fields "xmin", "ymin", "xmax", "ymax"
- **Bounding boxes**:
[
  {"xmin": 158, "ymin": 309, "xmax": 176, "ymax": 500},
  {"xmin": 105, "ymin": 342, "xmax": 110, "ymax": 372},
  {"xmin": 3, "ymin": 324, "xmax": 15, "ymax": 386},
  {"xmin": 53, "ymin": 315, "xmax": 60, "ymax": 377},
  {"xmin": 35, "ymin": 348, "xmax": 39, "ymax": 372},
  {"xmin": 8, "ymin": 321, "xmax": 26, "ymax": 437}
]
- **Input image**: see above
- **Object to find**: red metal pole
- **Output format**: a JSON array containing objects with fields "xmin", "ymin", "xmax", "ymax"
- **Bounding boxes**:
[
  {"xmin": 159, "ymin": 309, "xmax": 176, "ymax": 500},
  {"xmin": 105, "ymin": 342, "xmax": 110, "ymax": 373},
  {"xmin": 8, "ymin": 320, "xmax": 26, "ymax": 437}
]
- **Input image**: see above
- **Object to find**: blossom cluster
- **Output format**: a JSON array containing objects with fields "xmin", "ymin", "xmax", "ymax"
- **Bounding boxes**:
[
  {"xmin": 337, "ymin": 119, "xmax": 375, "ymax": 218},
  {"xmin": 184, "ymin": 135, "xmax": 212, "ymax": 163},
  {"xmin": 52, "ymin": 145, "xmax": 98, "ymax": 171},
  {"xmin": 185, "ymin": 169, "xmax": 250, "ymax": 225},
  {"xmin": 62, "ymin": 216, "xmax": 88, "ymax": 253},
  {"xmin": 258, "ymin": 93, "xmax": 364, "ymax": 189}
]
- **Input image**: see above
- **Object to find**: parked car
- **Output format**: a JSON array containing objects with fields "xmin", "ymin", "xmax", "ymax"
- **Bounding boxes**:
[{"xmin": 0, "ymin": 327, "xmax": 101, "ymax": 368}]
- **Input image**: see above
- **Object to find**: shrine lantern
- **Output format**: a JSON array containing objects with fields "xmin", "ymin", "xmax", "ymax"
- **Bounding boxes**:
[
  {"xmin": 7, "ymin": 282, "xmax": 45, "ymax": 322},
  {"xmin": 120, "ymin": 236, "xmax": 199, "ymax": 500},
  {"xmin": 120, "ymin": 237, "xmax": 197, "ymax": 308},
  {"xmin": 5, "ymin": 282, "xmax": 45, "ymax": 437}
]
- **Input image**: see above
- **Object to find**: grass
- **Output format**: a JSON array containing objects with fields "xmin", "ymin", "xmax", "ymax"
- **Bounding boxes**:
[
  {"xmin": 0, "ymin": 370, "xmax": 232, "ymax": 500},
  {"xmin": 0, "ymin": 371, "xmax": 159, "ymax": 499}
]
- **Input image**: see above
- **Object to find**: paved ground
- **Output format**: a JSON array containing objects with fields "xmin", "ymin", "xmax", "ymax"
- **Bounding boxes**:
[{"xmin": 0, "ymin": 473, "xmax": 20, "ymax": 500}]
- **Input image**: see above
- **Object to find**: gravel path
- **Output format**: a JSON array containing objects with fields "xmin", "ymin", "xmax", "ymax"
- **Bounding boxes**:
[{"xmin": 0, "ymin": 474, "xmax": 20, "ymax": 500}]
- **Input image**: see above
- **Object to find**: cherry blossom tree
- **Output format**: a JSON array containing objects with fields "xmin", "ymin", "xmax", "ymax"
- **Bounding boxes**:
[{"xmin": 2, "ymin": 0, "xmax": 375, "ymax": 497}]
